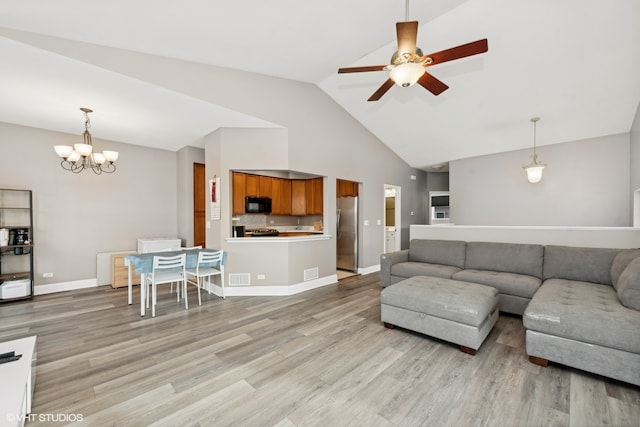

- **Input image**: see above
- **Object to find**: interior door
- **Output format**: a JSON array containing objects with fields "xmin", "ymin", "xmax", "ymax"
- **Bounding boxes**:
[{"xmin": 193, "ymin": 163, "xmax": 206, "ymax": 247}]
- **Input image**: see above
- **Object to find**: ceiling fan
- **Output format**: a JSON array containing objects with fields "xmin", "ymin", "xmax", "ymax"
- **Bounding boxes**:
[{"xmin": 337, "ymin": 2, "xmax": 488, "ymax": 101}]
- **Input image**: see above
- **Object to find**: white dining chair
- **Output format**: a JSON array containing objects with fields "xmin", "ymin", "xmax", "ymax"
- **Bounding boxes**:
[
  {"xmin": 185, "ymin": 250, "xmax": 225, "ymax": 304},
  {"xmin": 146, "ymin": 253, "xmax": 187, "ymax": 317},
  {"xmin": 169, "ymin": 246, "xmax": 202, "ymax": 298}
]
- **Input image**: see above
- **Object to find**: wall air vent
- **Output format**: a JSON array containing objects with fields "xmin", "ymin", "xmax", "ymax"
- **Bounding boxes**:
[
  {"xmin": 228, "ymin": 273, "xmax": 251, "ymax": 286},
  {"xmin": 304, "ymin": 267, "xmax": 319, "ymax": 282}
]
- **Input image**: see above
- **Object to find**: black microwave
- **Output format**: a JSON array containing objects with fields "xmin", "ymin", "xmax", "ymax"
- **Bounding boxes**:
[{"xmin": 245, "ymin": 197, "xmax": 272, "ymax": 214}]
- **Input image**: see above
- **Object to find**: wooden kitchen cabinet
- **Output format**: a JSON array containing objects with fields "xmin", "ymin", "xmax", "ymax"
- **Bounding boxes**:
[
  {"xmin": 280, "ymin": 179, "xmax": 292, "ymax": 215},
  {"xmin": 271, "ymin": 177, "xmax": 282, "ymax": 215},
  {"xmin": 232, "ymin": 172, "xmax": 247, "ymax": 214},
  {"xmin": 291, "ymin": 180, "xmax": 307, "ymax": 215},
  {"xmin": 233, "ymin": 171, "xmax": 322, "ymax": 216},
  {"xmin": 337, "ymin": 179, "xmax": 359, "ymax": 197},
  {"xmin": 270, "ymin": 178, "xmax": 292, "ymax": 215},
  {"xmin": 306, "ymin": 177, "xmax": 323, "ymax": 215},
  {"xmin": 246, "ymin": 174, "xmax": 259, "ymax": 197},
  {"xmin": 259, "ymin": 176, "xmax": 272, "ymax": 198}
]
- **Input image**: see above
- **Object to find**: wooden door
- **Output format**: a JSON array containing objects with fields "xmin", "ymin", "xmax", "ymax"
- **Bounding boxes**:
[{"xmin": 193, "ymin": 163, "xmax": 206, "ymax": 248}]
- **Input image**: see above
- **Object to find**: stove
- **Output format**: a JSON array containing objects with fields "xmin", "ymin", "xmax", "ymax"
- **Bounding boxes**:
[{"xmin": 249, "ymin": 228, "xmax": 280, "ymax": 237}]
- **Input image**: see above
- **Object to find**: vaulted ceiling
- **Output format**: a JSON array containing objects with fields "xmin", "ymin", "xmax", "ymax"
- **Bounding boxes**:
[{"xmin": 1, "ymin": 0, "xmax": 639, "ymax": 171}]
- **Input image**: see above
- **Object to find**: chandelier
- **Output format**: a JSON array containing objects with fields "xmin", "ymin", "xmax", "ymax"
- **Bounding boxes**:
[
  {"xmin": 54, "ymin": 108, "xmax": 119, "ymax": 174},
  {"xmin": 523, "ymin": 117, "xmax": 546, "ymax": 183}
]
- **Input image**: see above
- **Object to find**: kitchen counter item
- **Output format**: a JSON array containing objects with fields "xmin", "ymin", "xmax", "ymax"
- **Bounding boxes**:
[{"xmin": 248, "ymin": 228, "xmax": 279, "ymax": 237}]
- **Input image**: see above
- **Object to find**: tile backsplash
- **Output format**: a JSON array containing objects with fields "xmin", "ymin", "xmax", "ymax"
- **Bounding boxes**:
[{"xmin": 233, "ymin": 214, "xmax": 323, "ymax": 229}]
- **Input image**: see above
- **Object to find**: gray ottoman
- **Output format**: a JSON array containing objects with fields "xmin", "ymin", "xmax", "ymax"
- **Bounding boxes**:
[{"xmin": 381, "ymin": 276, "xmax": 499, "ymax": 354}]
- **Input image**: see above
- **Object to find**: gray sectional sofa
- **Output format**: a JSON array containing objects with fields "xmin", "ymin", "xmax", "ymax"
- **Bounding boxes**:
[{"xmin": 380, "ymin": 239, "xmax": 640, "ymax": 386}]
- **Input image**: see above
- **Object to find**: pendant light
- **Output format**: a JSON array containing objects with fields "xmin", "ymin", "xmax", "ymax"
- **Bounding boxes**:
[
  {"xmin": 523, "ymin": 117, "xmax": 546, "ymax": 183},
  {"xmin": 54, "ymin": 108, "xmax": 119, "ymax": 174}
]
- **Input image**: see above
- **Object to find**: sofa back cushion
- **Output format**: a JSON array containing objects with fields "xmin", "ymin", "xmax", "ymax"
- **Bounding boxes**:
[
  {"xmin": 617, "ymin": 256, "xmax": 640, "ymax": 311},
  {"xmin": 543, "ymin": 245, "xmax": 620, "ymax": 285},
  {"xmin": 408, "ymin": 239, "xmax": 466, "ymax": 269},
  {"xmin": 465, "ymin": 241, "xmax": 544, "ymax": 278},
  {"xmin": 610, "ymin": 248, "xmax": 640, "ymax": 289}
]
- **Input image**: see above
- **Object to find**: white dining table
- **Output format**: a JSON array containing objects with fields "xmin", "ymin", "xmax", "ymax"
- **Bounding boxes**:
[{"xmin": 125, "ymin": 248, "xmax": 224, "ymax": 316}]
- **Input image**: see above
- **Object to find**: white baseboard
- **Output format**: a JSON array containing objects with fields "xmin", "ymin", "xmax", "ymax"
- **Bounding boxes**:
[
  {"xmin": 358, "ymin": 264, "xmax": 380, "ymax": 275},
  {"xmin": 32, "ymin": 268, "xmax": 376, "ymax": 298},
  {"xmin": 34, "ymin": 278, "xmax": 99, "ymax": 295},
  {"xmin": 218, "ymin": 274, "xmax": 339, "ymax": 297}
]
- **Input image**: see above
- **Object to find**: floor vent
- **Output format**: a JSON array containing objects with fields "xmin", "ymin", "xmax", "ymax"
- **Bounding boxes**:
[
  {"xmin": 304, "ymin": 267, "xmax": 319, "ymax": 282},
  {"xmin": 228, "ymin": 273, "xmax": 251, "ymax": 286}
]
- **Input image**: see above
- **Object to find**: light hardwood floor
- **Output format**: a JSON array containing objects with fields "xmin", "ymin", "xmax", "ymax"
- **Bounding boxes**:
[{"xmin": 1, "ymin": 273, "xmax": 638, "ymax": 427}]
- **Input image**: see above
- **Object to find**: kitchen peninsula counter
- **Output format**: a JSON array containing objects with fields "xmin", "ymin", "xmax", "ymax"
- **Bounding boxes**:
[{"xmin": 226, "ymin": 233, "xmax": 331, "ymax": 243}]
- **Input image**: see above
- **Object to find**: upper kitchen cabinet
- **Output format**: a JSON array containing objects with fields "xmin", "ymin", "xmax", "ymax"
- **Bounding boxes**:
[
  {"xmin": 232, "ymin": 171, "xmax": 323, "ymax": 216},
  {"xmin": 271, "ymin": 178, "xmax": 292, "ymax": 215},
  {"xmin": 259, "ymin": 176, "xmax": 272, "ymax": 198},
  {"xmin": 306, "ymin": 177, "xmax": 323, "ymax": 215},
  {"xmin": 337, "ymin": 179, "xmax": 359, "ymax": 197},
  {"xmin": 245, "ymin": 173, "xmax": 272, "ymax": 198},
  {"xmin": 232, "ymin": 172, "xmax": 247, "ymax": 214},
  {"xmin": 291, "ymin": 180, "xmax": 307, "ymax": 216}
]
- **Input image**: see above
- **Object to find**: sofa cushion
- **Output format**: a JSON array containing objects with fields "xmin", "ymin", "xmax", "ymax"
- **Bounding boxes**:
[
  {"xmin": 617, "ymin": 257, "xmax": 640, "ymax": 311},
  {"xmin": 391, "ymin": 262, "xmax": 461, "ymax": 280},
  {"xmin": 523, "ymin": 279, "xmax": 640, "ymax": 354},
  {"xmin": 408, "ymin": 239, "xmax": 466, "ymax": 269},
  {"xmin": 543, "ymin": 245, "xmax": 620, "ymax": 285},
  {"xmin": 452, "ymin": 269, "xmax": 541, "ymax": 299},
  {"xmin": 611, "ymin": 249, "xmax": 640, "ymax": 289},
  {"xmin": 464, "ymin": 241, "xmax": 544, "ymax": 278}
]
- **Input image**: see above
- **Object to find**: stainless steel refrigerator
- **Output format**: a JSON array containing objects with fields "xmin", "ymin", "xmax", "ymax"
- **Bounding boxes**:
[{"xmin": 336, "ymin": 196, "xmax": 358, "ymax": 272}]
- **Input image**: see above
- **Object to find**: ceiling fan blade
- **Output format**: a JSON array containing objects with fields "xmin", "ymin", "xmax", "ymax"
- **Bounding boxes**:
[
  {"xmin": 368, "ymin": 79, "xmax": 394, "ymax": 102},
  {"xmin": 422, "ymin": 39, "xmax": 488, "ymax": 66},
  {"xmin": 338, "ymin": 65, "xmax": 387, "ymax": 74},
  {"xmin": 396, "ymin": 21, "xmax": 419, "ymax": 56},
  {"xmin": 417, "ymin": 72, "xmax": 449, "ymax": 96}
]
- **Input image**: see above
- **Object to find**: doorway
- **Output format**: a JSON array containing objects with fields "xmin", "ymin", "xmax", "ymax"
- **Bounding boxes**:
[
  {"xmin": 336, "ymin": 179, "xmax": 359, "ymax": 279},
  {"xmin": 384, "ymin": 185, "xmax": 401, "ymax": 253},
  {"xmin": 193, "ymin": 163, "xmax": 206, "ymax": 248}
]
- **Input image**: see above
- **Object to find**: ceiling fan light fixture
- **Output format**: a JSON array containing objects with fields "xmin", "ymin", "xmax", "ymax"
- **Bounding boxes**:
[{"xmin": 390, "ymin": 62, "xmax": 425, "ymax": 87}]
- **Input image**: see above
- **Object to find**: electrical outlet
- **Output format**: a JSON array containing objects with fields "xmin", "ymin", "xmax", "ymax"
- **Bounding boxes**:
[
  {"xmin": 257, "ymin": 274, "xmax": 266, "ymax": 280},
  {"xmin": 43, "ymin": 272, "xmax": 53, "ymax": 278}
]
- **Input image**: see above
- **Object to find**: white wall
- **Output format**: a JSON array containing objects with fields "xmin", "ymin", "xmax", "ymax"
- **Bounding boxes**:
[
  {"xmin": 450, "ymin": 133, "xmax": 631, "ymax": 226},
  {"xmin": 0, "ymin": 122, "xmax": 178, "ymax": 287},
  {"xmin": 630, "ymin": 102, "xmax": 640, "ymax": 225}
]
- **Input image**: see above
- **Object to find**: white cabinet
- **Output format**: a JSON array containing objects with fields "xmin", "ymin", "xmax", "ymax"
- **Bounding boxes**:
[
  {"xmin": 136, "ymin": 238, "xmax": 181, "ymax": 253},
  {"xmin": 0, "ymin": 336, "xmax": 37, "ymax": 427}
]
